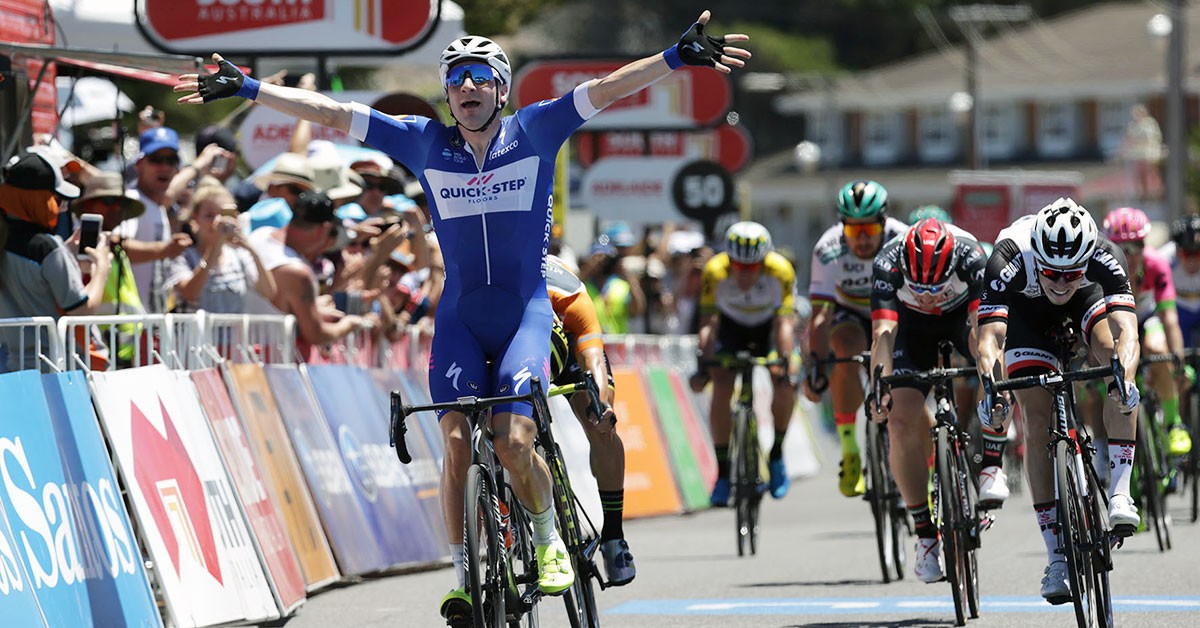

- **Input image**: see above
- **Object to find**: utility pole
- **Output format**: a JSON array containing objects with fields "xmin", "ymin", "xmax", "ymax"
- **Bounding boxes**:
[
  {"xmin": 1166, "ymin": 0, "xmax": 1187, "ymax": 222},
  {"xmin": 948, "ymin": 4, "xmax": 1032, "ymax": 170}
]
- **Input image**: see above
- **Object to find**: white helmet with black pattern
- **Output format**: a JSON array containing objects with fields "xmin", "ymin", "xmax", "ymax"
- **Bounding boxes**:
[
  {"xmin": 438, "ymin": 36, "xmax": 512, "ymax": 87},
  {"xmin": 1031, "ymin": 197, "xmax": 1098, "ymax": 269}
]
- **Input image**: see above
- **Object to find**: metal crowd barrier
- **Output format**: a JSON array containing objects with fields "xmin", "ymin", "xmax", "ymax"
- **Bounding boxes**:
[
  {"xmin": 204, "ymin": 314, "xmax": 296, "ymax": 365},
  {"xmin": 0, "ymin": 316, "xmax": 63, "ymax": 373},
  {"xmin": 58, "ymin": 314, "xmax": 171, "ymax": 372}
]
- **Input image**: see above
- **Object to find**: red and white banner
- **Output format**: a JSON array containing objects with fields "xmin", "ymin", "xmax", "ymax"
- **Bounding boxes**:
[
  {"xmin": 575, "ymin": 124, "xmax": 752, "ymax": 172},
  {"xmin": 136, "ymin": 0, "xmax": 440, "ymax": 55},
  {"xmin": 579, "ymin": 156, "xmax": 689, "ymax": 224},
  {"xmin": 90, "ymin": 366, "xmax": 277, "ymax": 627}
]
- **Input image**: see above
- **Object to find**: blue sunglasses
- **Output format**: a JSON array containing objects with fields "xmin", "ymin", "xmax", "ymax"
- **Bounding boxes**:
[
  {"xmin": 445, "ymin": 63, "xmax": 497, "ymax": 88},
  {"xmin": 909, "ymin": 281, "xmax": 948, "ymax": 295}
]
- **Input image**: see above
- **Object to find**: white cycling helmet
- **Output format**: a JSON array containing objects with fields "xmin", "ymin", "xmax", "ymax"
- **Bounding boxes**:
[
  {"xmin": 1031, "ymin": 198, "xmax": 1098, "ymax": 269},
  {"xmin": 438, "ymin": 36, "xmax": 512, "ymax": 87},
  {"xmin": 725, "ymin": 221, "xmax": 773, "ymax": 264}
]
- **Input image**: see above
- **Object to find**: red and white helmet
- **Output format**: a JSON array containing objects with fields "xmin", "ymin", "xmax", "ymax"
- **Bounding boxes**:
[
  {"xmin": 438, "ymin": 36, "xmax": 512, "ymax": 87},
  {"xmin": 902, "ymin": 218, "xmax": 957, "ymax": 286},
  {"xmin": 1102, "ymin": 207, "xmax": 1151, "ymax": 243}
]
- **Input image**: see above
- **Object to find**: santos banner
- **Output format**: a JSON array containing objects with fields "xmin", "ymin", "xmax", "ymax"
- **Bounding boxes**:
[
  {"xmin": 0, "ymin": 371, "xmax": 160, "ymax": 627},
  {"xmin": 90, "ymin": 365, "xmax": 277, "ymax": 627}
]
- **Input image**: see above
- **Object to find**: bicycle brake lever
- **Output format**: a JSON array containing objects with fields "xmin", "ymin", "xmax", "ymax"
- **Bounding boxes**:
[
  {"xmin": 582, "ymin": 371, "xmax": 605, "ymax": 424},
  {"xmin": 1110, "ymin": 356, "xmax": 1129, "ymax": 406}
]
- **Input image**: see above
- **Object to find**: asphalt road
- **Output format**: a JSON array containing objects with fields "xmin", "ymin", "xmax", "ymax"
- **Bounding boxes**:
[{"xmin": 268, "ymin": 436, "xmax": 1200, "ymax": 628}]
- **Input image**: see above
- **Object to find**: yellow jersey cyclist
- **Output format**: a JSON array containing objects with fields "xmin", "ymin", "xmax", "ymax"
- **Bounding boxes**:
[
  {"xmin": 976, "ymin": 199, "xmax": 1141, "ymax": 604},
  {"xmin": 802, "ymin": 180, "xmax": 907, "ymax": 497},
  {"xmin": 545, "ymin": 254, "xmax": 637, "ymax": 586},
  {"xmin": 689, "ymin": 221, "xmax": 798, "ymax": 505},
  {"xmin": 1100, "ymin": 208, "xmax": 1191, "ymax": 458},
  {"xmin": 868, "ymin": 218, "xmax": 995, "ymax": 583}
]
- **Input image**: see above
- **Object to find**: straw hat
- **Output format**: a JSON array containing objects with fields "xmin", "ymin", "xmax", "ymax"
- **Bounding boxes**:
[
  {"xmin": 311, "ymin": 155, "xmax": 363, "ymax": 202},
  {"xmin": 252, "ymin": 152, "xmax": 316, "ymax": 191},
  {"xmin": 74, "ymin": 171, "xmax": 145, "ymax": 220}
]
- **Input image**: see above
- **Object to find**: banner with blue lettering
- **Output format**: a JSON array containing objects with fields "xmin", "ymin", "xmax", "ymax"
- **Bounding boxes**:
[
  {"xmin": 306, "ymin": 365, "xmax": 444, "ymax": 567},
  {"xmin": 91, "ymin": 365, "xmax": 276, "ymax": 627},
  {"xmin": 263, "ymin": 365, "xmax": 388, "ymax": 576},
  {"xmin": 367, "ymin": 369, "xmax": 447, "ymax": 548},
  {"xmin": 0, "ymin": 370, "xmax": 159, "ymax": 627}
]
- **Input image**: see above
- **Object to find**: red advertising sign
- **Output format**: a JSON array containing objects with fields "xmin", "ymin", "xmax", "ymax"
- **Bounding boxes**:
[
  {"xmin": 575, "ymin": 124, "xmax": 752, "ymax": 172},
  {"xmin": 952, "ymin": 184, "xmax": 1010, "ymax": 244},
  {"xmin": 513, "ymin": 59, "xmax": 732, "ymax": 129},
  {"xmin": 136, "ymin": 0, "xmax": 440, "ymax": 56},
  {"xmin": 1, "ymin": 0, "xmax": 58, "ymax": 135}
]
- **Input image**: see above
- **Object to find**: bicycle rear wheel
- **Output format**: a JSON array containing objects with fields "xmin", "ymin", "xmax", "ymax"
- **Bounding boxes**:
[
  {"xmin": 1084, "ymin": 458, "xmax": 1114, "ymax": 628},
  {"xmin": 732, "ymin": 407, "xmax": 761, "ymax": 557},
  {"xmin": 1134, "ymin": 407, "xmax": 1171, "ymax": 551},
  {"xmin": 549, "ymin": 447, "xmax": 600, "ymax": 628},
  {"xmin": 465, "ymin": 466, "xmax": 507, "ymax": 628},
  {"xmin": 866, "ymin": 420, "xmax": 897, "ymax": 583},
  {"xmin": 1056, "ymin": 440, "xmax": 1100, "ymax": 628},
  {"xmin": 935, "ymin": 428, "xmax": 968, "ymax": 627}
]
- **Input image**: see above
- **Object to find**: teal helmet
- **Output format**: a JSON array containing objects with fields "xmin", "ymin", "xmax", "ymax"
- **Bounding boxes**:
[
  {"xmin": 837, "ymin": 180, "xmax": 888, "ymax": 220},
  {"xmin": 907, "ymin": 204, "xmax": 952, "ymax": 225}
]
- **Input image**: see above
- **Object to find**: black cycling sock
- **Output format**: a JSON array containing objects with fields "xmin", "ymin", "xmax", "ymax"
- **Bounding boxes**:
[
  {"xmin": 981, "ymin": 430, "xmax": 1006, "ymax": 468},
  {"xmin": 909, "ymin": 505, "xmax": 937, "ymax": 539},
  {"xmin": 599, "ymin": 489, "xmax": 625, "ymax": 541},
  {"xmin": 770, "ymin": 431, "xmax": 786, "ymax": 461},
  {"xmin": 715, "ymin": 446, "xmax": 730, "ymax": 479}
]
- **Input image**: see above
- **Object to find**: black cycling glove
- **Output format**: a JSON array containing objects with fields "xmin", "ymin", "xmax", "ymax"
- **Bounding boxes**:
[
  {"xmin": 198, "ymin": 58, "xmax": 261, "ymax": 103},
  {"xmin": 663, "ymin": 21, "xmax": 728, "ymax": 69}
]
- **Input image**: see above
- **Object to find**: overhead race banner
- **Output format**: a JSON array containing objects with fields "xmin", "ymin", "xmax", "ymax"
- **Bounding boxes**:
[
  {"xmin": 264, "ymin": 365, "xmax": 388, "ymax": 576},
  {"xmin": 307, "ymin": 365, "xmax": 444, "ymax": 567},
  {"xmin": 191, "ymin": 369, "xmax": 306, "ymax": 615},
  {"xmin": 136, "ymin": 0, "xmax": 441, "ymax": 56},
  {"xmin": 0, "ymin": 371, "xmax": 158, "ymax": 628},
  {"xmin": 223, "ymin": 363, "xmax": 340, "ymax": 590},
  {"xmin": 90, "ymin": 365, "xmax": 276, "ymax": 627}
]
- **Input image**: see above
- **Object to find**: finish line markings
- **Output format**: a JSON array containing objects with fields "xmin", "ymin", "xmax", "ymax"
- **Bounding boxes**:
[{"xmin": 608, "ymin": 596, "xmax": 1200, "ymax": 615}]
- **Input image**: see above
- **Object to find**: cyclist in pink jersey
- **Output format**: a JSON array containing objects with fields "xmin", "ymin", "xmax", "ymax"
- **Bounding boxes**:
[{"xmin": 1102, "ymin": 207, "xmax": 1192, "ymax": 458}]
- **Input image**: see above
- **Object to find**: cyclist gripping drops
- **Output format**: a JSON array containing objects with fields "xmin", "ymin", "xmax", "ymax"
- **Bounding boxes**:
[
  {"xmin": 175, "ymin": 10, "xmax": 749, "ymax": 625},
  {"xmin": 976, "ymin": 199, "xmax": 1141, "ymax": 604}
]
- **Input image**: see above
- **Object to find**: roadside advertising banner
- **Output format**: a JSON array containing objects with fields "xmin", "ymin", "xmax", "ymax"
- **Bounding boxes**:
[
  {"xmin": 306, "ymin": 365, "xmax": 444, "ymax": 567},
  {"xmin": 90, "ymin": 365, "xmax": 276, "ymax": 626},
  {"xmin": 191, "ymin": 369, "xmax": 306, "ymax": 613},
  {"xmin": 264, "ymin": 365, "xmax": 389, "ymax": 576},
  {"xmin": 609, "ymin": 368, "xmax": 683, "ymax": 517},
  {"xmin": 0, "ymin": 371, "xmax": 158, "ymax": 627},
  {"xmin": 0, "ymin": 495, "xmax": 46, "ymax": 627},
  {"xmin": 547, "ymin": 395, "xmax": 602, "ymax": 524},
  {"xmin": 666, "ymin": 371, "xmax": 717, "ymax": 489},
  {"xmin": 366, "ymin": 368, "xmax": 447, "ymax": 547},
  {"xmin": 223, "ymin": 363, "xmax": 340, "ymax": 590},
  {"xmin": 645, "ymin": 369, "xmax": 710, "ymax": 511}
]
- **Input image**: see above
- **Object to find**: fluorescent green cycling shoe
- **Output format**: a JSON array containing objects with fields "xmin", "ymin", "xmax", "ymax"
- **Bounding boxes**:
[
  {"xmin": 1168, "ymin": 425, "xmax": 1192, "ymax": 456},
  {"xmin": 535, "ymin": 539, "xmax": 575, "ymax": 595},
  {"xmin": 839, "ymin": 452, "xmax": 865, "ymax": 497},
  {"xmin": 440, "ymin": 587, "xmax": 472, "ymax": 627}
]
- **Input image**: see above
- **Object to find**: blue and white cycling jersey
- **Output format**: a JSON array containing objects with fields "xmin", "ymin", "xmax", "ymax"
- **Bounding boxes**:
[{"xmin": 350, "ymin": 83, "xmax": 600, "ymax": 415}]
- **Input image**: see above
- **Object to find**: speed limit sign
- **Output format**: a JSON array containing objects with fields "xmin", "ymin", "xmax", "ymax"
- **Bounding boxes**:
[{"xmin": 671, "ymin": 160, "xmax": 734, "ymax": 221}]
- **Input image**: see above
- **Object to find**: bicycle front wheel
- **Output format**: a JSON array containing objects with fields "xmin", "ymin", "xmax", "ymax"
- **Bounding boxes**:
[
  {"xmin": 935, "ymin": 428, "xmax": 968, "ymax": 627},
  {"xmin": 549, "ymin": 446, "xmax": 600, "ymax": 628},
  {"xmin": 1056, "ymin": 440, "xmax": 1100, "ymax": 628},
  {"xmin": 731, "ymin": 407, "xmax": 761, "ymax": 556},
  {"xmin": 866, "ymin": 420, "xmax": 896, "ymax": 583},
  {"xmin": 1134, "ymin": 407, "xmax": 1171, "ymax": 551},
  {"xmin": 465, "ymin": 465, "xmax": 507, "ymax": 628}
]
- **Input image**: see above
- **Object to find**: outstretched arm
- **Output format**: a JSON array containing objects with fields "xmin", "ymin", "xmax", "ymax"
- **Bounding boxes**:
[
  {"xmin": 175, "ymin": 54, "xmax": 352, "ymax": 132},
  {"xmin": 587, "ymin": 10, "xmax": 751, "ymax": 110}
]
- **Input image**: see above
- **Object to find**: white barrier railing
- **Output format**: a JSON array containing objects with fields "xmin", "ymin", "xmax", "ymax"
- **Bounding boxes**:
[
  {"xmin": 0, "ymin": 316, "xmax": 63, "ymax": 373},
  {"xmin": 204, "ymin": 314, "xmax": 296, "ymax": 365},
  {"xmin": 58, "ymin": 314, "xmax": 171, "ymax": 372}
]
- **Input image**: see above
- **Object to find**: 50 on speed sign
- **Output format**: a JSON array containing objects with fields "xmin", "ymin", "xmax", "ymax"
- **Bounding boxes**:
[{"xmin": 672, "ymin": 160, "xmax": 734, "ymax": 221}]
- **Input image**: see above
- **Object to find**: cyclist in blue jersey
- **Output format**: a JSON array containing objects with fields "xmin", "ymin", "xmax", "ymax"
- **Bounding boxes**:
[{"xmin": 176, "ymin": 10, "xmax": 750, "ymax": 625}]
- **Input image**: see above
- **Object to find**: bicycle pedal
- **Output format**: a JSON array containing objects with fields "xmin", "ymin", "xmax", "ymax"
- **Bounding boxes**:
[
  {"xmin": 1111, "ymin": 523, "xmax": 1136, "ymax": 539},
  {"xmin": 1110, "ymin": 535, "xmax": 1126, "ymax": 550},
  {"xmin": 978, "ymin": 514, "xmax": 995, "ymax": 533}
]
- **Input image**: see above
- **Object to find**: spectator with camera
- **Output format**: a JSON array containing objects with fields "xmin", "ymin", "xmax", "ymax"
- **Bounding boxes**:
[{"xmin": 166, "ymin": 183, "xmax": 276, "ymax": 313}]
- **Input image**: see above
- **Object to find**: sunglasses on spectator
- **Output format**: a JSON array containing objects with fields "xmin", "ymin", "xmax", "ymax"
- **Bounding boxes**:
[
  {"xmin": 145, "ymin": 153, "xmax": 180, "ymax": 167},
  {"xmin": 843, "ymin": 221, "xmax": 883, "ymax": 239},
  {"xmin": 1119, "ymin": 241, "xmax": 1145, "ymax": 255},
  {"xmin": 1180, "ymin": 248, "xmax": 1200, "ymax": 258},
  {"xmin": 730, "ymin": 260, "xmax": 762, "ymax": 272},
  {"xmin": 445, "ymin": 63, "xmax": 496, "ymax": 88},
  {"xmin": 1037, "ymin": 266, "xmax": 1086, "ymax": 282},
  {"xmin": 360, "ymin": 178, "xmax": 384, "ymax": 192},
  {"xmin": 909, "ymin": 281, "xmax": 948, "ymax": 295},
  {"xmin": 90, "ymin": 197, "xmax": 123, "ymax": 207}
]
